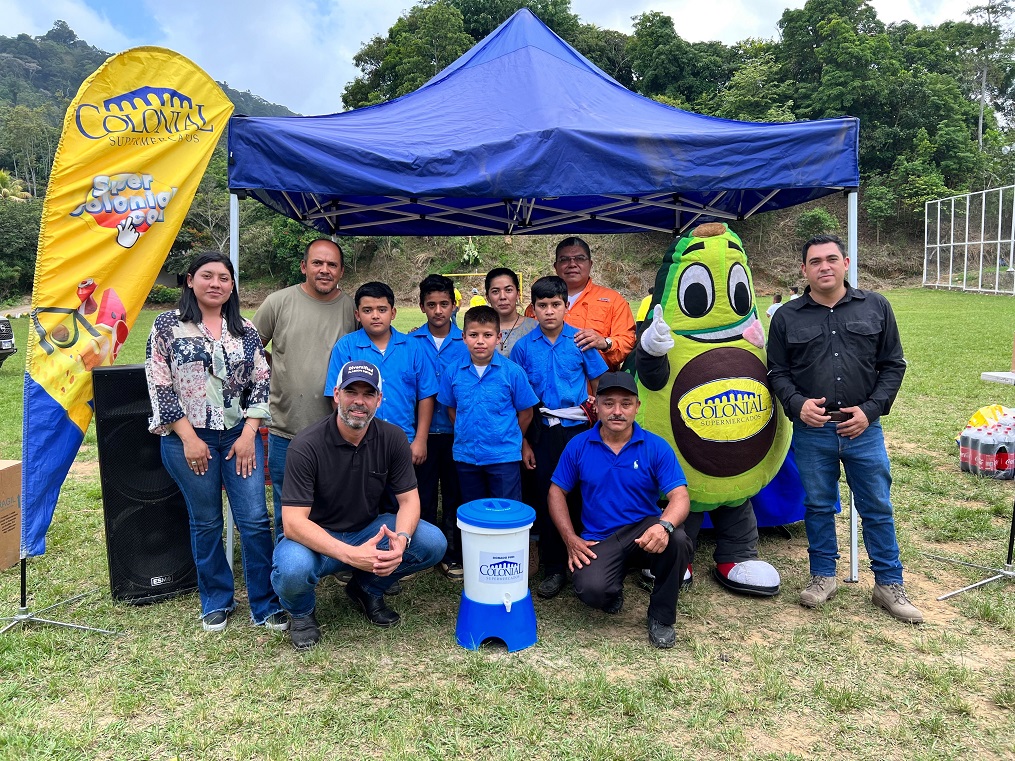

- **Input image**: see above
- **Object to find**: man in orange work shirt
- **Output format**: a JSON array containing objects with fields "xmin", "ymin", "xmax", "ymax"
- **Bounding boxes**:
[{"xmin": 527, "ymin": 237, "xmax": 636, "ymax": 370}]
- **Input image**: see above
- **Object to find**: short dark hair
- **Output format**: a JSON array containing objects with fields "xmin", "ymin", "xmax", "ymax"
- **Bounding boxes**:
[
  {"xmin": 485, "ymin": 267, "xmax": 519, "ymax": 293},
  {"xmin": 801, "ymin": 234, "xmax": 846, "ymax": 263},
  {"xmin": 773, "ymin": 293, "xmax": 782, "ymax": 303},
  {"xmin": 531, "ymin": 275, "xmax": 567, "ymax": 303},
  {"xmin": 463, "ymin": 305, "xmax": 500, "ymax": 332},
  {"xmin": 554, "ymin": 237, "xmax": 591, "ymax": 260},
  {"xmin": 304, "ymin": 238, "xmax": 344, "ymax": 268},
  {"xmin": 419, "ymin": 274, "xmax": 455, "ymax": 304},
  {"xmin": 790, "ymin": 286, "xmax": 799, "ymax": 294},
  {"xmin": 355, "ymin": 281, "xmax": 395, "ymax": 307},
  {"xmin": 178, "ymin": 251, "xmax": 244, "ymax": 337}
]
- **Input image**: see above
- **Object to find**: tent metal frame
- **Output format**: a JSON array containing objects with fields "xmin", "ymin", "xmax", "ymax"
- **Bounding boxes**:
[{"xmin": 248, "ymin": 187, "xmax": 847, "ymax": 239}]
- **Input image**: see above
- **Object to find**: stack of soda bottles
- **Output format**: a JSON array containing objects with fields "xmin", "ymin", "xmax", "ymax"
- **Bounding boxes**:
[{"xmin": 959, "ymin": 415, "xmax": 1015, "ymax": 479}]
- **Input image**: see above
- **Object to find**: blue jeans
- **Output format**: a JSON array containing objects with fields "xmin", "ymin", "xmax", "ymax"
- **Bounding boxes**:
[
  {"xmin": 271, "ymin": 516, "xmax": 447, "ymax": 618},
  {"xmin": 161, "ymin": 424, "xmax": 282, "ymax": 623},
  {"xmin": 267, "ymin": 433, "xmax": 291, "ymax": 543},
  {"xmin": 792, "ymin": 420, "xmax": 904, "ymax": 585},
  {"xmin": 457, "ymin": 461, "xmax": 522, "ymax": 504}
]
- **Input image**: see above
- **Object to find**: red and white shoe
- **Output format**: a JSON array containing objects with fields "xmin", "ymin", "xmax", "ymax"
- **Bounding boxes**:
[{"xmin": 712, "ymin": 560, "xmax": 781, "ymax": 597}]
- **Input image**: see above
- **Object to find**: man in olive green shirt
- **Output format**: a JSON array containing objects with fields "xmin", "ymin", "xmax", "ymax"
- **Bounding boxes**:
[{"xmin": 252, "ymin": 238, "xmax": 357, "ymax": 540}]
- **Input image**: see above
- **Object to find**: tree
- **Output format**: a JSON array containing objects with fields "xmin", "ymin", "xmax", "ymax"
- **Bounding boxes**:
[
  {"xmin": 711, "ymin": 47, "xmax": 794, "ymax": 122},
  {"xmin": 342, "ymin": 2, "xmax": 474, "ymax": 109},
  {"xmin": 0, "ymin": 198, "xmax": 41, "ymax": 300},
  {"xmin": 862, "ymin": 179, "xmax": 896, "ymax": 244},
  {"xmin": 0, "ymin": 168, "xmax": 30, "ymax": 201}
]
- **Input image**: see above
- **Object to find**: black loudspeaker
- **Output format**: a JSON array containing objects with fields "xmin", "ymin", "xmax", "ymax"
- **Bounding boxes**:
[{"xmin": 93, "ymin": 365, "xmax": 198, "ymax": 604}]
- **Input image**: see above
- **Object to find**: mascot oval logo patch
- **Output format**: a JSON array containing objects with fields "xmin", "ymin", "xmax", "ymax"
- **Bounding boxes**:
[{"xmin": 679, "ymin": 378, "xmax": 773, "ymax": 442}]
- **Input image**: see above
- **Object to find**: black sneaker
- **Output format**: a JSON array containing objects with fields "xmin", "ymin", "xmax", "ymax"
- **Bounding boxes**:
[
  {"xmin": 289, "ymin": 611, "xmax": 321, "ymax": 650},
  {"xmin": 537, "ymin": 571, "xmax": 566, "ymax": 599},
  {"xmin": 438, "ymin": 561, "xmax": 465, "ymax": 581},
  {"xmin": 202, "ymin": 610, "xmax": 229, "ymax": 632},
  {"xmin": 647, "ymin": 615, "xmax": 676, "ymax": 649},
  {"xmin": 602, "ymin": 590, "xmax": 624, "ymax": 614},
  {"xmin": 261, "ymin": 611, "xmax": 290, "ymax": 631}
]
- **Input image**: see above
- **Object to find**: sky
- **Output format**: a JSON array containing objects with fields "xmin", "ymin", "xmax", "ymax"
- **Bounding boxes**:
[{"xmin": 0, "ymin": 0, "xmax": 975, "ymax": 116}]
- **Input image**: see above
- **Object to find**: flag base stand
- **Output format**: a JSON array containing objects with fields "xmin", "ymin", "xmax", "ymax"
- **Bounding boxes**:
[
  {"xmin": 923, "ymin": 494, "xmax": 1015, "ymax": 601},
  {"xmin": 0, "ymin": 558, "xmax": 115, "ymax": 635}
]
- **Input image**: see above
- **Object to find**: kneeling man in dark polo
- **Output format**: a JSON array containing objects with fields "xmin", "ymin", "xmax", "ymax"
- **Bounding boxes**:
[
  {"xmin": 271, "ymin": 361, "xmax": 447, "ymax": 649},
  {"xmin": 548, "ymin": 371, "xmax": 692, "ymax": 648}
]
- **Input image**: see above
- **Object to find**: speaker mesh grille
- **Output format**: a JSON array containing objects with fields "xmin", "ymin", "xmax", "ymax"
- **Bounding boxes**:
[{"xmin": 93, "ymin": 365, "xmax": 198, "ymax": 604}]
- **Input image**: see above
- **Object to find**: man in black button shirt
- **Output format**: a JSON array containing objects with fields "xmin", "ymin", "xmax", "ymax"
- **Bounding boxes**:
[
  {"xmin": 271, "ymin": 361, "xmax": 447, "ymax": 649},
  {"xmin": 767, "ymin": 235, "xmax": 922, "ymax": 624}
]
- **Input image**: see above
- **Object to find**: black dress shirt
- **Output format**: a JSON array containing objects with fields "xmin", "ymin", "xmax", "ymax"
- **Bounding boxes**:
[
  {"xmin": 766, "ymin": 285, "xmax": 906, "ymax": 424},
  {"xmin": 281, "ymin": 413, "xmax": 417, "ymax": 533}
]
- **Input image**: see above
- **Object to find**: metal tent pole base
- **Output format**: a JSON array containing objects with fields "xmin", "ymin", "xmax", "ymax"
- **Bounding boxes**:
[
  {"xmin": 0, "ymin": 559, "xmax": 115, "ymax": 635},
  {"xmin": 924, "ymin": 494, "xmax": 1015, "ymax": 601}
]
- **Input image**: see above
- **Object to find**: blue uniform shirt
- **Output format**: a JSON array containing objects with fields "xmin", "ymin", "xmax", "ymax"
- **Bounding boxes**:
[
  {"xmin": 552, "ymin": 422, "xmax": 687, "ymax": 541},
  {"xmin": 325, "ymin": 328, "xmax": 438, "ymax": 443},
  {"xmin": 438, "ymin": 352, "xmax": 539, "ymax": 465},
  {"xmin": 509, "ymin": 323, "xmax": 608, "ymax": 426},
  {"xmin": 410, "ymin": 323, "xmax": 467, "ymax": 434}
]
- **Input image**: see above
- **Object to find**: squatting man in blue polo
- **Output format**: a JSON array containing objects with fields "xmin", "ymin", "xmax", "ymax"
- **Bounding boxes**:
[
  {"xmin": 548, "ymin": 372, "xmax": 694, "ymax": 648},
  {"xmin": 271, "ymin": 361, "xmax": 446, "ymax": 649}
]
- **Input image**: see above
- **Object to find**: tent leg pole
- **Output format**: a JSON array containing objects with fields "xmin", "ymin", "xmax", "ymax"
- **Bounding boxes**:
[
  {"xmin": 224, "ymin": 194, "xmax": 240, "ymax": 572},
  {"xmin": 844, "ymin": 190, "xmax": 860, "ymax": 583}
]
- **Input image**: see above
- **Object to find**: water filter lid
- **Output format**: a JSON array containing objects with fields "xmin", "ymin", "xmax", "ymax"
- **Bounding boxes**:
[{"xmin": 457, "ymin": 499, "xmax": 536, "ymax": 530}]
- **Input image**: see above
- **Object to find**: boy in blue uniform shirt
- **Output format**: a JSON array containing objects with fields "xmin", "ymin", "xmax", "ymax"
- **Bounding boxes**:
[
  {"xmin": 510, "ymin": 275, "xmax": 608, "ymax": 599},
  {"xmin": 325, "ymin": 282, "xmax": 437, "ymax": 464},
  {"xmin": 410, "ymin": 275, "xmax": 468, "ymax": 580},
  {"xmin": 439, "ymin": 306, "xmax": 539, "ymax": 503}
]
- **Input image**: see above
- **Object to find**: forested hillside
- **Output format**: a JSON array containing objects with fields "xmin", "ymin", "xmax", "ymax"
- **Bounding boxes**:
[{"xmin": 2, "ymin": 0, "xmax": 1015, "ymax": 304}]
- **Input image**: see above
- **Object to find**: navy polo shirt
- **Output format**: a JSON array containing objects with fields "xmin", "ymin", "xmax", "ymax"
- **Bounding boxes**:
[
  {"xmin": 410, "ymin": 323, "xmax": 467, "ymax": 435},
  {"xmin": 509, "ymin": 323, "xmax": 608, "ymax": 425},
  {"xmin": 552, "ymin": 422, "xmax": 687, "ymax": 541},
  {"xmin": 324, "ymin": 328, "xmax": 438, "ymax": 443},
  {"xmin": 437, "ymin": 352, "xmax": 539, "ymax": 465}
]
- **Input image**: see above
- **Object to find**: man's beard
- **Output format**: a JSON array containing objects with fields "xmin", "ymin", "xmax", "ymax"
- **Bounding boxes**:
[{"xmin": 339, "ymin": 403, "xmax": 376, "ymax": 429}]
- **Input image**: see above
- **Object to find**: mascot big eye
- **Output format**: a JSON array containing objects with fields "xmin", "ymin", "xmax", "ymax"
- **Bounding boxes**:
[{"xmin": 635, "ymin": 222, "xmax": 796, "ymax": 596}]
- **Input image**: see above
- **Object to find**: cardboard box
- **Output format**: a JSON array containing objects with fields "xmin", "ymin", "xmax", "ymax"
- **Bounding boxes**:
[{"xmin": 0, "ymin": 460, "xmax": 21, "ymax": 571}]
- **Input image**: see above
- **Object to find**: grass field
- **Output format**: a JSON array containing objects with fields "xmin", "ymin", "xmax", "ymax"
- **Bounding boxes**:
[{"xmin": 2, "ymin": 289, "xmax": 1015, "ymax": 760}]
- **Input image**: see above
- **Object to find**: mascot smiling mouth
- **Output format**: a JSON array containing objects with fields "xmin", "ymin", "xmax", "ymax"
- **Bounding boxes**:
[{"xmin": 676, "ymin": 311, "xmax": 766, "ymax": 348}]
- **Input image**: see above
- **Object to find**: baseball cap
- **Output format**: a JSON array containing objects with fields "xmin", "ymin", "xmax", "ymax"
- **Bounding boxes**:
[
  {"xmin": 596, "ymin": 371, "xmax": 638, "ymax": 396},
  {"xmin": 337, "ymin": 361, "xmax": 382, "ymax": 392}
]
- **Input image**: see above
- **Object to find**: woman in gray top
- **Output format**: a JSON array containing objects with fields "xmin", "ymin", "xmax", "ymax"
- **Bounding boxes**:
[{"xmin": 486, "ymin": 267, "xmax": 537, "ymax": 357}]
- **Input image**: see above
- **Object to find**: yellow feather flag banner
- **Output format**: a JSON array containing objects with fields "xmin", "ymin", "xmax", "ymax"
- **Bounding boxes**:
[{"xmin": 22, "ymin": 47, "xmax": 233, "ymax": 556}]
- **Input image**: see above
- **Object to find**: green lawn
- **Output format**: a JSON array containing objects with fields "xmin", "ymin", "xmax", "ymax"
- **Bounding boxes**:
[{"xmin": 1, "ymin": 290, "xmax": 1014, "ymax": 760}]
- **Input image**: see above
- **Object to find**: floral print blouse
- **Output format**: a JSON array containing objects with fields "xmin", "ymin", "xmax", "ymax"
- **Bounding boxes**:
[{"xmin": 145, "ymin": 310, "xmax": 271, "ymax": 436}]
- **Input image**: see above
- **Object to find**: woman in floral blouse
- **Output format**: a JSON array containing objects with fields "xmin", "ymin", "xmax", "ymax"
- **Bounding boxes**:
[{"xmin": 145, "ymin": 251, "xmax": 286, "ymax": 633}]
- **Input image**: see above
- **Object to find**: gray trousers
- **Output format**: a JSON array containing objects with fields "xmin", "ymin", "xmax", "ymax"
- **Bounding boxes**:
[{"xmin": 682, "ymin": 500, "xmax": 760, "ymax": 565}]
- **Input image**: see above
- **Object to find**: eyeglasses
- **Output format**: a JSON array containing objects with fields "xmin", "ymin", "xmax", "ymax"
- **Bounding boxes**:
[{"xmin": 556, "ymin": 255, "xmax": 590, "ymax": 265}]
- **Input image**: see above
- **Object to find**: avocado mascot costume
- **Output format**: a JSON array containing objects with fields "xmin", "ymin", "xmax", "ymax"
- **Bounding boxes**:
[{"xmin": 635, "ymin": 222, "xmax": 790, "ymax": 596}]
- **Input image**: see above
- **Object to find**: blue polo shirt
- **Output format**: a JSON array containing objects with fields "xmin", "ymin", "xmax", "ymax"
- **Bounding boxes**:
[
  {"xmin": 552, "ymin": 422, "xmax": 687, "ymax": 541},
  {"xmin": 509, "ymin": 323, "xmax": 608, "ymax": 426},
  {"xmin": 410, "ymin": 323, "xmax": 467, "ymax": 435},
  {"xmin": 438, "ymin": 352, "xmax": 539, "ymax": 466},
  {"xmin": 325, "ymin": 328, "xmax": 438, "ymax": 443}
]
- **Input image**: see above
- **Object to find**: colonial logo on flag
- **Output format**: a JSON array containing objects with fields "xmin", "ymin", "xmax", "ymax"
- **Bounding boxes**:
[{"xmin": 22, "ymin": 48, "xmax": 233, "ymax": 556}]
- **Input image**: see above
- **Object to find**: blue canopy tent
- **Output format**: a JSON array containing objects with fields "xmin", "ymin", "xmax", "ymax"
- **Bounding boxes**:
[
  {"xmin": 227, "ymin": 8, "xmax": 859, "ymax": 239},
  {"xmin": 226, "ymin": 7, "xmax": 863, "ymax": 576}
]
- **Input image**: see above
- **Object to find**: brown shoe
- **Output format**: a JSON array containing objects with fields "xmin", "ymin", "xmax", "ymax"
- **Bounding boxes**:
[
  {"xmin": 873, "ymin": 583, "xmax": 923, "ymax": 624},
  {"xmin": 800, "ymin": 575, "xmax": 838, "ymax": 608}
]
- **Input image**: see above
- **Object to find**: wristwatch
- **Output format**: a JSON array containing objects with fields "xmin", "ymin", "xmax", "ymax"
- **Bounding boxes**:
[
  {"xmin": 658, "ymin": 520, "xmax": 674, "ymax": 534},
  {"xmin": 396, "ymin": 532, "xmax": 412, "ymax": 549},
  {"xmin": 603, "ymin": 337, "xmax": 614, "ymax": 351}
]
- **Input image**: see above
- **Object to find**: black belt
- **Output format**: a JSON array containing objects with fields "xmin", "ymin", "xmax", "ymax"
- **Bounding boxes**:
[{"xmin": 827, "ymin": 411, "xmax": 852, "ymax": 422}]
